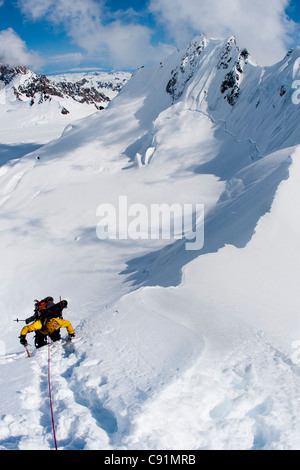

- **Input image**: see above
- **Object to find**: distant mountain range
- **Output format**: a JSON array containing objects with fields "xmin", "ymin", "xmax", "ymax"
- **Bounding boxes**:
[
  {"xmin": 0, "ymin": 63, "xmax": 131, "ymax": 112},
  {"xmin": 0, "ymin": 63, "xmax": 131, "ymax": 143}
]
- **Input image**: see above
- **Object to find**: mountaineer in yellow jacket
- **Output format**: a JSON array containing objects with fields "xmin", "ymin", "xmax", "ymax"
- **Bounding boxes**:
[{"xmin": 19, "ymin": 297, "xmax": 75, "ymax": 349}]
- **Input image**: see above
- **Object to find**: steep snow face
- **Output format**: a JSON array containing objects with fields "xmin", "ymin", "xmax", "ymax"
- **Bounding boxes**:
[
  {"xmin": 117, "ymin": 35, "xmax": 299, "ymax": 172},
  {"xmin": 0, "ymin": 35, "xmax": 299, "ymax": 450},
  {"xmin": 164, "ymin": 35, "xmax": 300, "ymax": 154},
  {"xmin": 118, "ymin": 35, "xmax": 300, "ymax": 287},
  {"xmin": 165, "ymin": 35, "xmax": 248, "ymax": 106}
]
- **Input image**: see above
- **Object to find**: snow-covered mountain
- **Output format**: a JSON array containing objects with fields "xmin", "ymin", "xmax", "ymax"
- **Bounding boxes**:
[
  {"xmin": 0, "ymin": 63, "xmax": 131, "ymax": 143},
  {"xmin": 0, "ymin": 34, "xmax": 300, "ymax": 450}
]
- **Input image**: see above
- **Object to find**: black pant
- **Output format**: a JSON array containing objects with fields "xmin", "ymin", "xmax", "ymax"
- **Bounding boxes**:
[{"xmin": 34, "ymin": 330, "xmax": 61, "ymax": 349}]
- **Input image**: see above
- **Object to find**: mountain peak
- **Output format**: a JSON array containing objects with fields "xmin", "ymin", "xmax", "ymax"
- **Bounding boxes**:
[
  {"xmin": 0, "ymin": 62, "xmax": 31, "ymax": 85},
  {"xmin": 165, "ymin": 33, "xmax": 250, "ymax": 105}
]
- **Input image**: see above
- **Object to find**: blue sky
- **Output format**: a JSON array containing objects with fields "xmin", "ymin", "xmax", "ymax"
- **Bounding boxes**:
[{"xmin": 0, "ymin": 0, "xmax": 299, "ymax": 74}]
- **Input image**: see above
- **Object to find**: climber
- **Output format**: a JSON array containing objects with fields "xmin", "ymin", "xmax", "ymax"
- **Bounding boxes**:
[{"xmin": 19, "ymin": 297, "xmax": 75, "ymax": 349}]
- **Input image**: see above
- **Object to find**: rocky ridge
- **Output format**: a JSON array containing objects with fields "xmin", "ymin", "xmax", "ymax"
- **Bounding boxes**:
[{"xmin": 0, "ymin": 63, "xmax": 131, "ymax": 112}]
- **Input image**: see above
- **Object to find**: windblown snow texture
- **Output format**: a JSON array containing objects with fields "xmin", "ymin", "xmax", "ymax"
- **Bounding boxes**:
[{"xmin": 0, "ymin": 34, "xmax": 300, "ymax": 450}]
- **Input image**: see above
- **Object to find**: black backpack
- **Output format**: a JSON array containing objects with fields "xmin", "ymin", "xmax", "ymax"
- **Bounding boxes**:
[{"xmin": 25, "ymin": 297, "xmax": 67, "ymax": 324}]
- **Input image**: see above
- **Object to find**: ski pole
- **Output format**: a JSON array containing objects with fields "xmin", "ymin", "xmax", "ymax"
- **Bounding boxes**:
[{"xmin": 14, "ymin": 318, "xmax": 27, "ymax": 322}]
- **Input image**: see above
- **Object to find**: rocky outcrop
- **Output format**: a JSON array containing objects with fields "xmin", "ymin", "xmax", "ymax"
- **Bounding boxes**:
[{"xmin": 0, "ymin": 62, "xmax": 130, "ymax": 110}]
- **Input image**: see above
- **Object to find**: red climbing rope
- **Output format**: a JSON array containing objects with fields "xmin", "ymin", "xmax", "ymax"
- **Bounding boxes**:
[{"xmin": 48, "ymin": 338, "xmax": 58, "ymax": 450}]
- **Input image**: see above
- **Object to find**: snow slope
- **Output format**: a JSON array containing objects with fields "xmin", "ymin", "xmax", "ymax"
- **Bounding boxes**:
[
  {"xmin": 0, "ymin": 69, "xmax": 131, "ymax": 144},
  {"xmin": 0, "ymin": 35, "xmax": 300, "ymax": 450}
]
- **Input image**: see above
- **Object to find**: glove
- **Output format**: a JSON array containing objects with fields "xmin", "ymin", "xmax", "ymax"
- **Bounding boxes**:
[
  {"xmin": 68, "ymin": 333, "xmax": 75, "ymax": 341},
  {"xmin": 19, "ymin": 335, "xmax": 28, "ymax": 347}
]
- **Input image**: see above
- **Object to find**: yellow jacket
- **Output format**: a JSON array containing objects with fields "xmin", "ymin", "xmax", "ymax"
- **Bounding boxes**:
[{"xmin": 21, "ymin": 318, "xmax": 74, "ymax": 337}]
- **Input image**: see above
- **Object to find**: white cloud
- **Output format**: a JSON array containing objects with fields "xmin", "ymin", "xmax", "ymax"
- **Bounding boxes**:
[
  {"xmin": 149, "ymin": 0, "xmax": 296, "ymax": 65},
  {"xmin": 48, "ymin": 52, "xmax": 84, "ymax": 65},
  {"xmin": 97, "ymin": 21, "xmax": 175, "ymax": 69},
  {"xmin": 12, "ymin": 0, "xmax": 298, "ymax": 70},
  {"xmin": 18, "ymin": 0, "xmax": 174, "ymax": 69},
  {"xmin": 0, "ymin": 28, "xmax": 44, "ymax": 67},
  {"xmin": 49, "ymin": 52, "xmax": 84, "ymax": 61}
]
